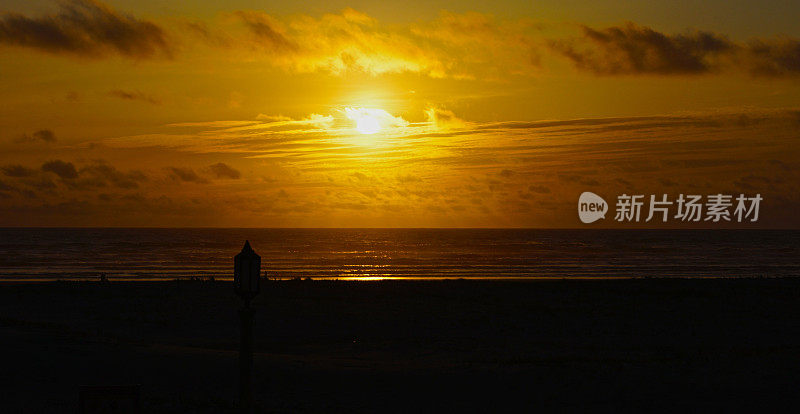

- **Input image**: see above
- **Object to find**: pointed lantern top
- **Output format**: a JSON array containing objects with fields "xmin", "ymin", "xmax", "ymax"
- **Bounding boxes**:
[
  {"xmin": 235, "ymin": 240, "xmax": 258, "ymax": 260},
  {"xmin": 234, "ymin": 240, "xmax": 261, "ymax": 300},
  {"xmin": 241, "ymin": 240, "xmax": 253, "ymax": 254}
]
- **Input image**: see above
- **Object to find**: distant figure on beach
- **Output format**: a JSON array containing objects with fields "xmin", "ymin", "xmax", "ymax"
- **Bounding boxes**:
[{"xmin": 99, "ymin": 273, "xmax": 107, "ymax": 283}]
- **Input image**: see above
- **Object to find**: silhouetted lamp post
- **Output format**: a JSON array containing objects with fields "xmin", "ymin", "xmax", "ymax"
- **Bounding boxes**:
[{"xmin": 234, "ymin": 240, "xmax": 260, "ymax": 413}]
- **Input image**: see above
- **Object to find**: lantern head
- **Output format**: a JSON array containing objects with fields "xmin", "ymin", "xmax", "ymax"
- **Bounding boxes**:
[{"xmin": 234, "ymin": 240, "xmax": 261, "ymax": 301}]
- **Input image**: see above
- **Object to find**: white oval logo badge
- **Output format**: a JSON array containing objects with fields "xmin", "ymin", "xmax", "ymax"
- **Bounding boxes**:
[{"xmin": 578, "ymin": 192, "xmax": 607, "ymax": 223}]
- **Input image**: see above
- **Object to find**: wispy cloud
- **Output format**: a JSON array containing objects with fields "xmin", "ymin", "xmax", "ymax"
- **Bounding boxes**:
[
  {"xmin": 1, "ymin": 164, "xmax": 36, "ymax": 177},
  {"xmin": 208, "ymin": 162, "xmax": 241, "ymax": 179},
  {"xmin": 4, "ymin": 105, "xmax": 798, "ymax": 226},
  {"xmin": 108, "ymin": 89, "xmax": 161, "ymax": 105},
  {"xmin": 13, "ymin": 129, "xmax": 56, "ymax": 144},
  {"xmin": 89, "ymin": 107, "xmax": 800, "ymax": 225}
]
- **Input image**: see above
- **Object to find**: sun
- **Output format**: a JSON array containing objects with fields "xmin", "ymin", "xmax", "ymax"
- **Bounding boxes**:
[
  {"xmin": 355, "ymin": 114, "xmax": 381, "ymax": 134},
  {"xmin": 345, "ymin": 107, "xmax": 384, "ymax": 134}
]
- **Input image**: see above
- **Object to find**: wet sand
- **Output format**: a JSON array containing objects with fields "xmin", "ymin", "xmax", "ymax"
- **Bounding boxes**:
[{"xmin": 2, "ymin": 278, "xmax": 800, "ymax": 412}]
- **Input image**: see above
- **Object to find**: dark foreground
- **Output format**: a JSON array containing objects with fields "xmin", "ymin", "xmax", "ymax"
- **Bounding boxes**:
[{"xmin": 2, "ymin": 279, "xmax": 800, "ymax": 412}]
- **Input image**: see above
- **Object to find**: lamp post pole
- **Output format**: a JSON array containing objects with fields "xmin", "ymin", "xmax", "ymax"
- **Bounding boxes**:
[
  {"xmin": 234, "ymin": 241, "xmax": 261, "ymax": 414},
  {"xmin": 239, "ymin": 299, "xmax": 254, "ymax": 414}
]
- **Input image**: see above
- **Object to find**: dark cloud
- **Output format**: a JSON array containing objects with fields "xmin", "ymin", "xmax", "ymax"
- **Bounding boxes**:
[
  {"xmin": 1, "ymin": 164, "xmax": 36, "ymax": 177},
  {"xmin": 744, "ymin": 37, "xmax": 800, "ymax": 77},
  {"xmin": 549, "ymin": 23, "xmax": 800, "ymax": 77},
  {"xmin": 13, "ymin": 129, "xmax": 56, "ymax": 143},
  {"xmin": 0, "ymin": 0, "xmax": 172, "ymax": 59},
  {"xmin": 549, "ymin": 22, "xmax": 733, "ymax": 75},
  {"xmin": 208, "ymin": 162, "xmax": 241, "ymax": 179},
  {"xmin": 184, "ymin": 21, "xmax": 231, "ymax": 48},
  {"xmin": 81, "ymin": 162, "xmax": 147, "ymax": 188},
  {"xmin": 108, "ymin": 89, "xmax": 161, "ymax": 104},
  {"xmin": 234, "ymin": 11, "xmax": 298, "ymax": 53},
  {"xmin": 26, "ymin": 177, "xmax": 57, "ymax": 190},
  {"xmin": 0, "ymin": 176, "xmax": 53, "ymax": 198},
  {"xmin": 41, "ymin": 160, "xmax": 78, "ymax": 179},
  {"xmin": 0, "ymin": 160, "xmax": 148, "ymax": 193},
  {"xmin": 167, "ymin": 167, "xmax": 208, "ymax": 184}
]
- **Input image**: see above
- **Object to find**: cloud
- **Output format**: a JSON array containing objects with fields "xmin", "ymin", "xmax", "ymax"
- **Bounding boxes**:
[
  {"xmin": 26, "ymin": 177, "xmax": 57, "ymax": 190},
  {"xmin": 744, "ymin": 37, "xmax": 800, "ymax": 77},
  {"xmin": 80, "ymin": 161, "xmax": 147, "ymax": 188},
  {"xmin": 191, "ymin": 9, "xmax": 546, "ymax": 78},
  {"xmin": 397, "ymin": 174, "xmax": 422, "ymax": 183},
  {"xmin": 0, "ymin": 160, "xmax": 149, "ymax": 199},
  {"xmin": 108, "ymin": 89, "xmax": 161, "ymax": 104},
  {"xmin": 548, "ymin": 22, "xmax": 800, "ymax": 77},
  {"xmin": 409, "ymin": 11, "xmax": 543, "ymax": 77},
  {"xmin": 13, "ymin": 129, "xmax": 56, "ymax": 143},
  {"xmin": 183, "ymin": 20, "xmax": 228, "ymax": 47},
  {"xmin": 233, "ymin": 10, "xmax": 298, "ymax": 53},
  {"xmin": 166, "ymin": 113, "xmax": 334, "ymax": 136},
  {"xmin": 255, "ymin": 114, "xmax": 292, "ymax": 122},
  {"xmin": 41, "ymin": 160, "xmax": 78, "ymax": 179},
  {"xmin": 344, "ymin": 107, "xmax": 409, "ymax": 131},
  {"xmin": 0, "ymin": 179, "xmax": 14, "ymax": 192},
  {"xmin": 208, "ymin": 163, "xmax": 241, "ymax": 179},
  {"xmin": 4, "ymin": 2, "xmax": 794, "ymax": 81},
  {"xmin": 167, "ymin": 167, "xmax": 208, "ymax": 184},
  {"xmin": 209, "ymin": 13, "xmax": 800, "ymax": 78},
  {"xmin": 1, "ymin": 164, "xmax": 36, "ymax": 177},
  {"xmin": 548, "ymin": 22, "xmax": 733, "ymax": 75},
  {"xmin": 425, "ymin": 106, "xmax": 466, "ymax": 130},
  {"xmin": 4, "ymin": 108, "xmax": 800, "ymax": 227},
  {"xmin": 228, "ymin": 8, "xmax": 433, "ymax": 75},
  {"xmin": 0, "ymin": 0, "xmax": 172, "ymax": 59}
]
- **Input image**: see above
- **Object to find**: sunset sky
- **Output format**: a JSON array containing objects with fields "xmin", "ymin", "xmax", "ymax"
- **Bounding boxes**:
[{"xmin": 1, "ymin": 0, "xmax": 799, "ymax": 227}]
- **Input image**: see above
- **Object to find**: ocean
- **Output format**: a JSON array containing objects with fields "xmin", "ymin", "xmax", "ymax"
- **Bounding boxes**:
[{"xmin": 0, "ymin": 228, "xmax": 798, "ymax": 280}]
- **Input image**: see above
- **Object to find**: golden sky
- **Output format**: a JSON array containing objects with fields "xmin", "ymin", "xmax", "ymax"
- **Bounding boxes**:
[{"xmin": 0, "ymin": 0, "xmax": 799, "ymax": 227}]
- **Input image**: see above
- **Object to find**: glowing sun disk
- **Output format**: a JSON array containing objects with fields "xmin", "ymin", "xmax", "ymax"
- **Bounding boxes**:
[
  {"xmin": 356, "ymin": 115, "xmax": 380, "ymax": 134},
  {"xmin": 345, "ymin": 107, "xmax": 386, "ymax": 135}
]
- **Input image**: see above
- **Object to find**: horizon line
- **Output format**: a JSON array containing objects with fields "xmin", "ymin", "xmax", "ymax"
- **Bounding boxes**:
[{"xmin": 0, "ymin": 226, "xmax": 797, "ymax": 231}]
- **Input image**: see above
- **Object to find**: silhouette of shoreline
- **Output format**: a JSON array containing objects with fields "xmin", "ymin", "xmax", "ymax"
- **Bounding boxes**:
[{"xmin": 2, "ymin": 278, "xmax": 800, "ymax": 412}]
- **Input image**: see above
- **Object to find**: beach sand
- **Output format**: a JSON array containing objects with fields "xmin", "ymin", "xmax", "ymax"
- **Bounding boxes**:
[{"xmin": 2, "ymin": 279, "xmax": 800, "ymax": 412}]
